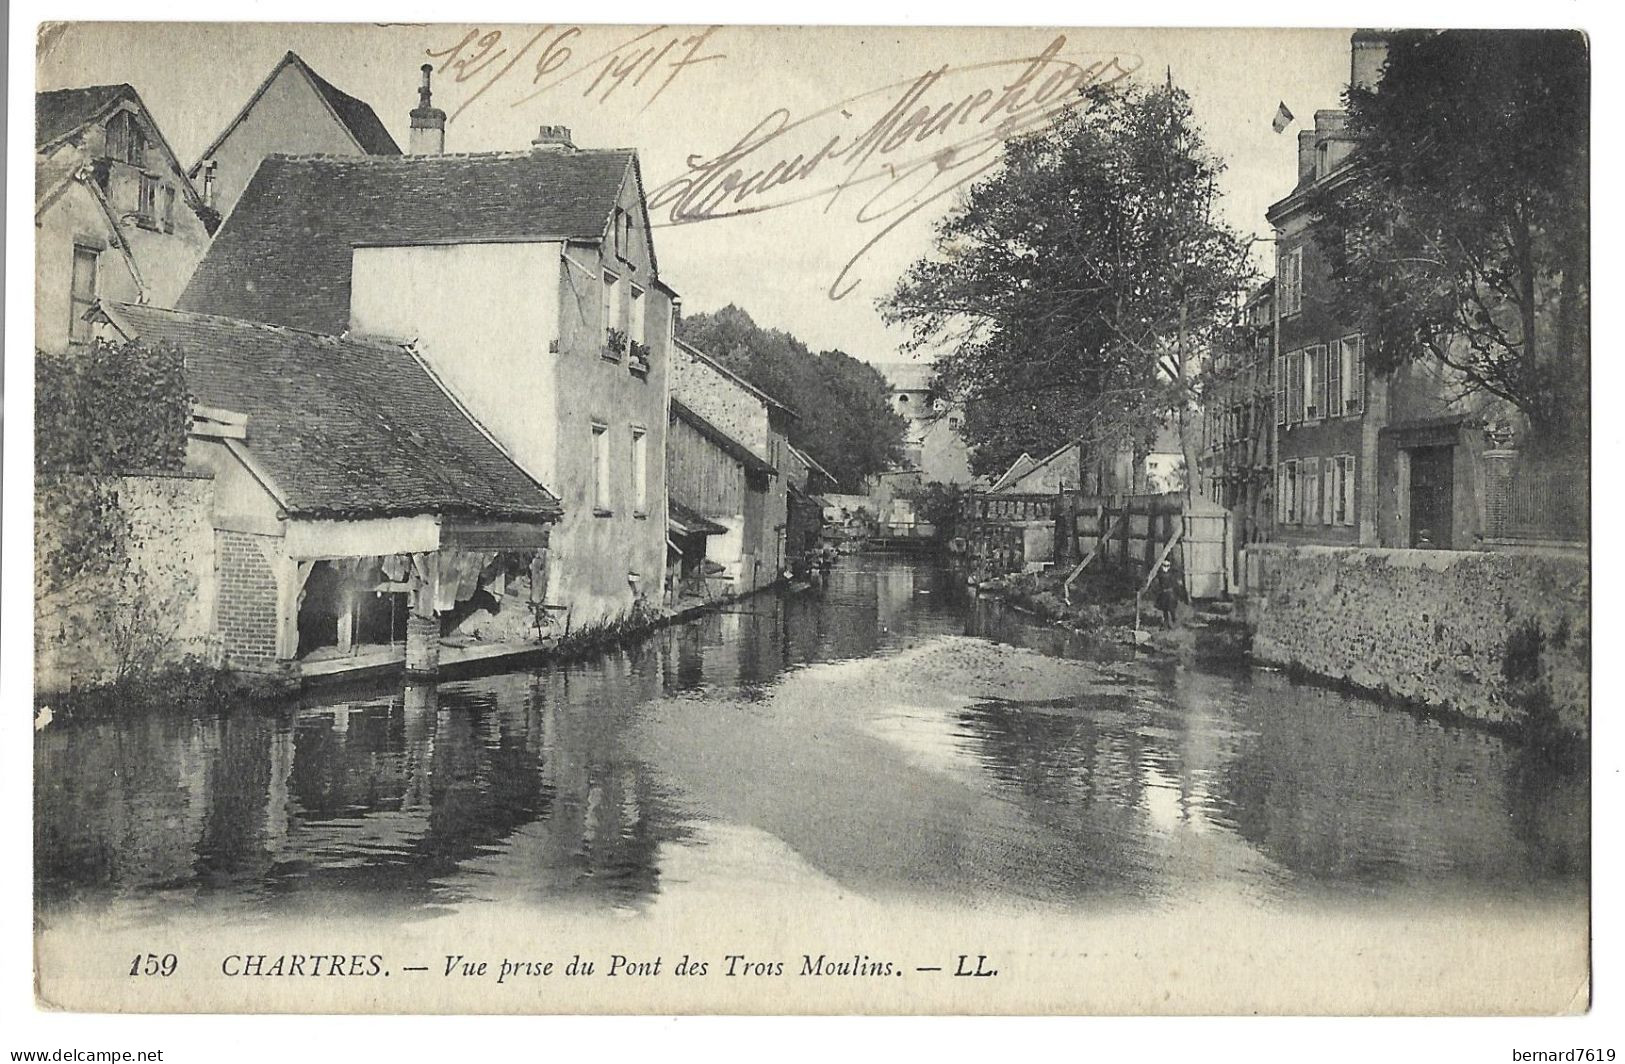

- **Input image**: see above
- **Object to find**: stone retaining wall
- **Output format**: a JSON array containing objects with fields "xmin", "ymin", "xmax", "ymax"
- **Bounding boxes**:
[{"xmin": 1245, "ymin": 545, "xmax": 1589, "ymax": 735}]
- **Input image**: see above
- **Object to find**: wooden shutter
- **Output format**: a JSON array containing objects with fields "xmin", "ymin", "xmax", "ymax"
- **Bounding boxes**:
[
  {"xmin": 1287, "ymin": 351, "xmax": 1303, "ymax": 425},
  {"xmin": 1322, "ymin": 457, "xmax": 1336, "ymax": 525},
  {"xmin": 1351, "ymin": 335, "xmax": 1366, "ymax": 414},
  {"xmin": 1328, "ymin": 340, "xmax": 1343, "ymax": 417},
  {"xmin": 1275, "ymin": 352, "xmax": 1287, "ymax": 425}
]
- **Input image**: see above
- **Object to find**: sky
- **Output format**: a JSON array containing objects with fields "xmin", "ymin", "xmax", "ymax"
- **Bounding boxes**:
[{"xmin": 37, "ymin": 23, "xmax": 1353, "ymax": 364}]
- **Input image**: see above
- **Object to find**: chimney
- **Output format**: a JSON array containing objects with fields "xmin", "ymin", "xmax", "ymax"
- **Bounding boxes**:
[
  {"xmin": 532, "ymin": 125, "xmax": 575, "ymax": 151},
  {"xmin": 1297, "ymin": 129, "xmax": 1318, "ymax": 183},
  {"xmin": 409, "ymin": 64, "xmax": 446, "ymax": 155},
  {"xmin": 1350, "ymin": 29, "xmax": 1390, "ymax": 92}
]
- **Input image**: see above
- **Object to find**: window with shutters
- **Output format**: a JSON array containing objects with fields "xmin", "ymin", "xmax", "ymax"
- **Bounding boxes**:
[
  {"xmin": 1321, "ymin": 457, "xmax": 1337, "ymax": 525},
  {"xmin": 161, "ymin": 185, "xmax": 176, "ymax": 233},
  {"xmin": 1301, "ymin": 459, "xmax": 1319, "ymax": 525},
  {"xmin": 1281, "ymin": 460, "xmax": 1299, "ymax": 524},
  {"xmin": 137, "ymin": 173, "xmax": 160, "ymax": 227},
  {"xmin": 1304, "ymin": 344, "xmax": 1326, "ymax": 420},
  {"xmin": 1341, "ymin": 334, "xmax": 1365, "ymax": 415},
  {"xmin": 1327, "ymin": 338, "xmax": 1344, "ymax": 417},
  {"xmin": 1339, "ymin": 454, "xmax": 1358, "ymax": 526},
  {"xmin": 69, "ymin": 245, "xmax": 99, "ymax": 344},
  {"xmin": 1279, "ymin": 246, "xmax": 1304, "ymax": 316},
  {"xmin": 1286, "ymin": 350, "xmax": 1304, "ymax": 426}
]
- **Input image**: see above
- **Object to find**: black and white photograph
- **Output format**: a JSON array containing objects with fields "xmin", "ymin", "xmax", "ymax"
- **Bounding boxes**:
[{"xmin": 7, "ymin": 10, "xmax": 1601, "ymax": 1037}]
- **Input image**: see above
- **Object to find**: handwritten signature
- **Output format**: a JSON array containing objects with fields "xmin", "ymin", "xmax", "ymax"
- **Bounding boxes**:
[
  {"xmin": 646, "ymin": 35, "xmax": 1140, "ymax": 300},
  {"xmin": 425, "ymin": 24, "xmax": 726, "ymax": 122}
]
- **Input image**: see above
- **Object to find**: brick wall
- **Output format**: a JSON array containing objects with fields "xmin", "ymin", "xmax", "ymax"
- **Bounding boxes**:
[
  {"xmin": 215, "ymin": 530, "xmax": 281, "ymax": 667},
  {"xmin": 1245, "ymin": 545, "xmax": 1590, "ymax": 734}
]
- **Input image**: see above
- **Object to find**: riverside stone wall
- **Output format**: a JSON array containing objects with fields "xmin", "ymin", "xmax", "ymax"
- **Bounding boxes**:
[{"xmin": 1245, "ymin": 545, "xmax": 1590, "ymax": 735}]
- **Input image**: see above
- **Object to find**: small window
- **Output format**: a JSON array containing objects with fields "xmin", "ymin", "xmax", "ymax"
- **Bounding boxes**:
[
  {"xmin": 69, "ymin": 245, "xmax": 99, "ymax": 344},
  {"xmin": 1279, "ymin": 246, "xmax": 1304, "ymax": 317},
  {"xmin": 624, "ymin": 287, "xmax": 643, "ymax": 354},
  {"xmin": 137, "ymin": 174, "xmax": 160, "ymax": 225},
  {"xmin": 162, "ymin": 185, "xmax": 176, "ymax": 233},
  {"xmin": 592, "ymin": 422, "xmax": 611, "ymax": 514},
  {"xmin": 948, "ymin": 417, "xmax": 961, "ymax": 430},
  {"xmin": 601, "ymin": 271, "xmax": 621, "ymax": 358},
  {"xmin": 631, "ymin": 427, "xmax": 648, "ymax": 515}
]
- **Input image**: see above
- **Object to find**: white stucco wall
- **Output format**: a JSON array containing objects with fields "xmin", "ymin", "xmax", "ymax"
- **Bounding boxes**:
[{"xmin": 350, "ymin": 242, "xmax": 562, "ymax": 486}]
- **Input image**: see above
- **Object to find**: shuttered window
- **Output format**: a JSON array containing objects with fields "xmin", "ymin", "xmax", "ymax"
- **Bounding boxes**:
[
  {"xmin": 1304, "ymin": 344, "xmax": 1325, "ymax": 420},
  {"xmin": 1342, "ymin": 334, "xmax": 1365, "ymax": 415},
  {"xmin": 1321, "ymin": 457, "xmax": 1336, "ymax": 525}
]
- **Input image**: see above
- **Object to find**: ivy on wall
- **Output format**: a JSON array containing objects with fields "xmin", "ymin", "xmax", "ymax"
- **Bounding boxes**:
[{"xmin": 35, "ymin": 338, "xmax": 191, "ymax": 593}]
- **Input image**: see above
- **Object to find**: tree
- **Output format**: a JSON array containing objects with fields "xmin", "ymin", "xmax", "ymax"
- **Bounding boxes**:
[
  {"xmin": 1311, "ymin": 30, "xmax": 1589, "ymax": 452},
  {"xmin": 677, "ymin": 305, "xmax": 907, "ymax": 491},
  {"xmin": 881, "ymin": 78, "xmax": 1256, "ymax": 495}
]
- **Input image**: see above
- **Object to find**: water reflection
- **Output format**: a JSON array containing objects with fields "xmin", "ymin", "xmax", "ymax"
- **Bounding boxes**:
[{"xmin": 36, "ymin": 558, "xmax": 1587, "ymax": 924}]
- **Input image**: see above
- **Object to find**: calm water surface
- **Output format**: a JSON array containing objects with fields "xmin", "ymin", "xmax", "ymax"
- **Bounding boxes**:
[{"xmin": 35, "ymin": 558, "xmax": 1588, "ymax": 925}]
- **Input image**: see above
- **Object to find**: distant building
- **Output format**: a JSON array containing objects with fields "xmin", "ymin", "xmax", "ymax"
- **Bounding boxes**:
[
  {"xmin": 35, "ymin": 83, "xmax": 215, "ymax": 352},
  {"xmin": 990, "ymin": 423, "xmax": 1184, "ymax": 497},
  {"xmin": 189, "ymin": 51, "xmax": 401, "ymax": 223},
  {"xmin": 182, "ymin": 78, "xmax": 675, "ymax": 623},
  {"xmin": 873, "ymin": 361, "xmax": 975, "ymax": 485},
  {"xmin": 1267, "ymin": 30, "xmax": 1498, "ymax": 550}
]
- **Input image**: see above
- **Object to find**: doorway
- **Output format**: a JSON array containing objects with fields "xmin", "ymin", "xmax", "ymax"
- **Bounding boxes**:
[{"xmin": 1408, "ymin": 446, "xmax": 1454, "ymax": 549}]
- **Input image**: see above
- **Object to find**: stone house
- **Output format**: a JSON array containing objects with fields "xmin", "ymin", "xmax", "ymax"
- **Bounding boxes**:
[
  {"xmin": 88, "ymin": 301, "xmax": 562, "ymax": 679},
  {"xmin": 188, "ymin": 51, "xmax": 401, "ymax": 223},
  {"xmin": 180, "ymin": 103, "xmax": 675, "ymax": 625},
  {"xmin": 669, "ymin": 338, "xmax": 796, "ymax": 591},
  {"xmin": 35, "ymin": 84, "xmax": 216, "ymax": 354},
  {"xmin": 1267, "ymin": 30, "xmax": 1497, "ymax": 551}
]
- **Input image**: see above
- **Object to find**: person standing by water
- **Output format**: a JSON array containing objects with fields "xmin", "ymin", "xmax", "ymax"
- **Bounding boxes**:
[{"xmin": 1152, "ymin": 559, "xmax": 1184, "ymax": 629}]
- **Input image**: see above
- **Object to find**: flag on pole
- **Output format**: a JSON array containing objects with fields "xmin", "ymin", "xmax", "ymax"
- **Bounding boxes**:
[{"xmin": 1272, "ymin": 102, "xmax": 1295, "ymax": 133}]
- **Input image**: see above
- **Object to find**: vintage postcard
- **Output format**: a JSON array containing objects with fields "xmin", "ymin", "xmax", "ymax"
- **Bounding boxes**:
[{"xmin": 25, "ymin": 20, "xmax": 1589, "ymax": 1017}]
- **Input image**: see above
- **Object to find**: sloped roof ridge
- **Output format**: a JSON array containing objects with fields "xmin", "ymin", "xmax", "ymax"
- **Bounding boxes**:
[
  {"xmin": 266, "ymin": 146, "xmax": 635, "ymax": 162},
  {"xmin": 108, "ymin": 299, "xmax": 405, "ymax": 351}
]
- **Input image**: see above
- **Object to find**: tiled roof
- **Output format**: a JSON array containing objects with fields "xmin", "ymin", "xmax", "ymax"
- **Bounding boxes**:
[
  {"xmin": 36, "ymin": 84, "xmax": 134, "ymax": 149},
  {"xmin": 180, "ymin": 150, "xmax": 636, "ymax": 334},
  {"xmin": 104, "ymin": 302, "xmax": 560, "ymax": 522},
  {"xmin": 298, "ymin": 56, "xmax": 401, "ymax": 156},
  {"xmin": 670, "ymin": 397, "xmax": 778, "ymax": 478}
]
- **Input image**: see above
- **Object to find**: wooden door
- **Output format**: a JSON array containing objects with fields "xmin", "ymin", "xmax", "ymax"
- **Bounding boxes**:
[{"xmin": 1409, "ymin": 446, "xmax": 1454, "ymax": 548}]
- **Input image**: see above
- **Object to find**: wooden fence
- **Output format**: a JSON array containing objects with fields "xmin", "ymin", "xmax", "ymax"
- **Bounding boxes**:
[{"xmin": 962, "ymin": 490, "xmax": 1233, "ymax": 597}]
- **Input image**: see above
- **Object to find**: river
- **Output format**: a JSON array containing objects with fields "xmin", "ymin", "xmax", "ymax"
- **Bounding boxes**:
[{"xmin": 35, "ymin": 556, "xmax": 1588, "ymax": 929}]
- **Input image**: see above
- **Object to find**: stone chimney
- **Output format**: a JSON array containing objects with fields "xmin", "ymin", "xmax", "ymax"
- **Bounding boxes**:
[
  {"xmin": 1350, "ymin": 29, "xmax": 1390, "ymax": 92},
  {"xmin": 532, "ymin": 125, "xmax": 575, "ymax": 151},
  {"xmin": 1297, "ymin": 129, "xmax": 1318, "ymax": 183},
  {"xmin": 409, "ymin": 64, "xmax": 446, "ymax": 155}
]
